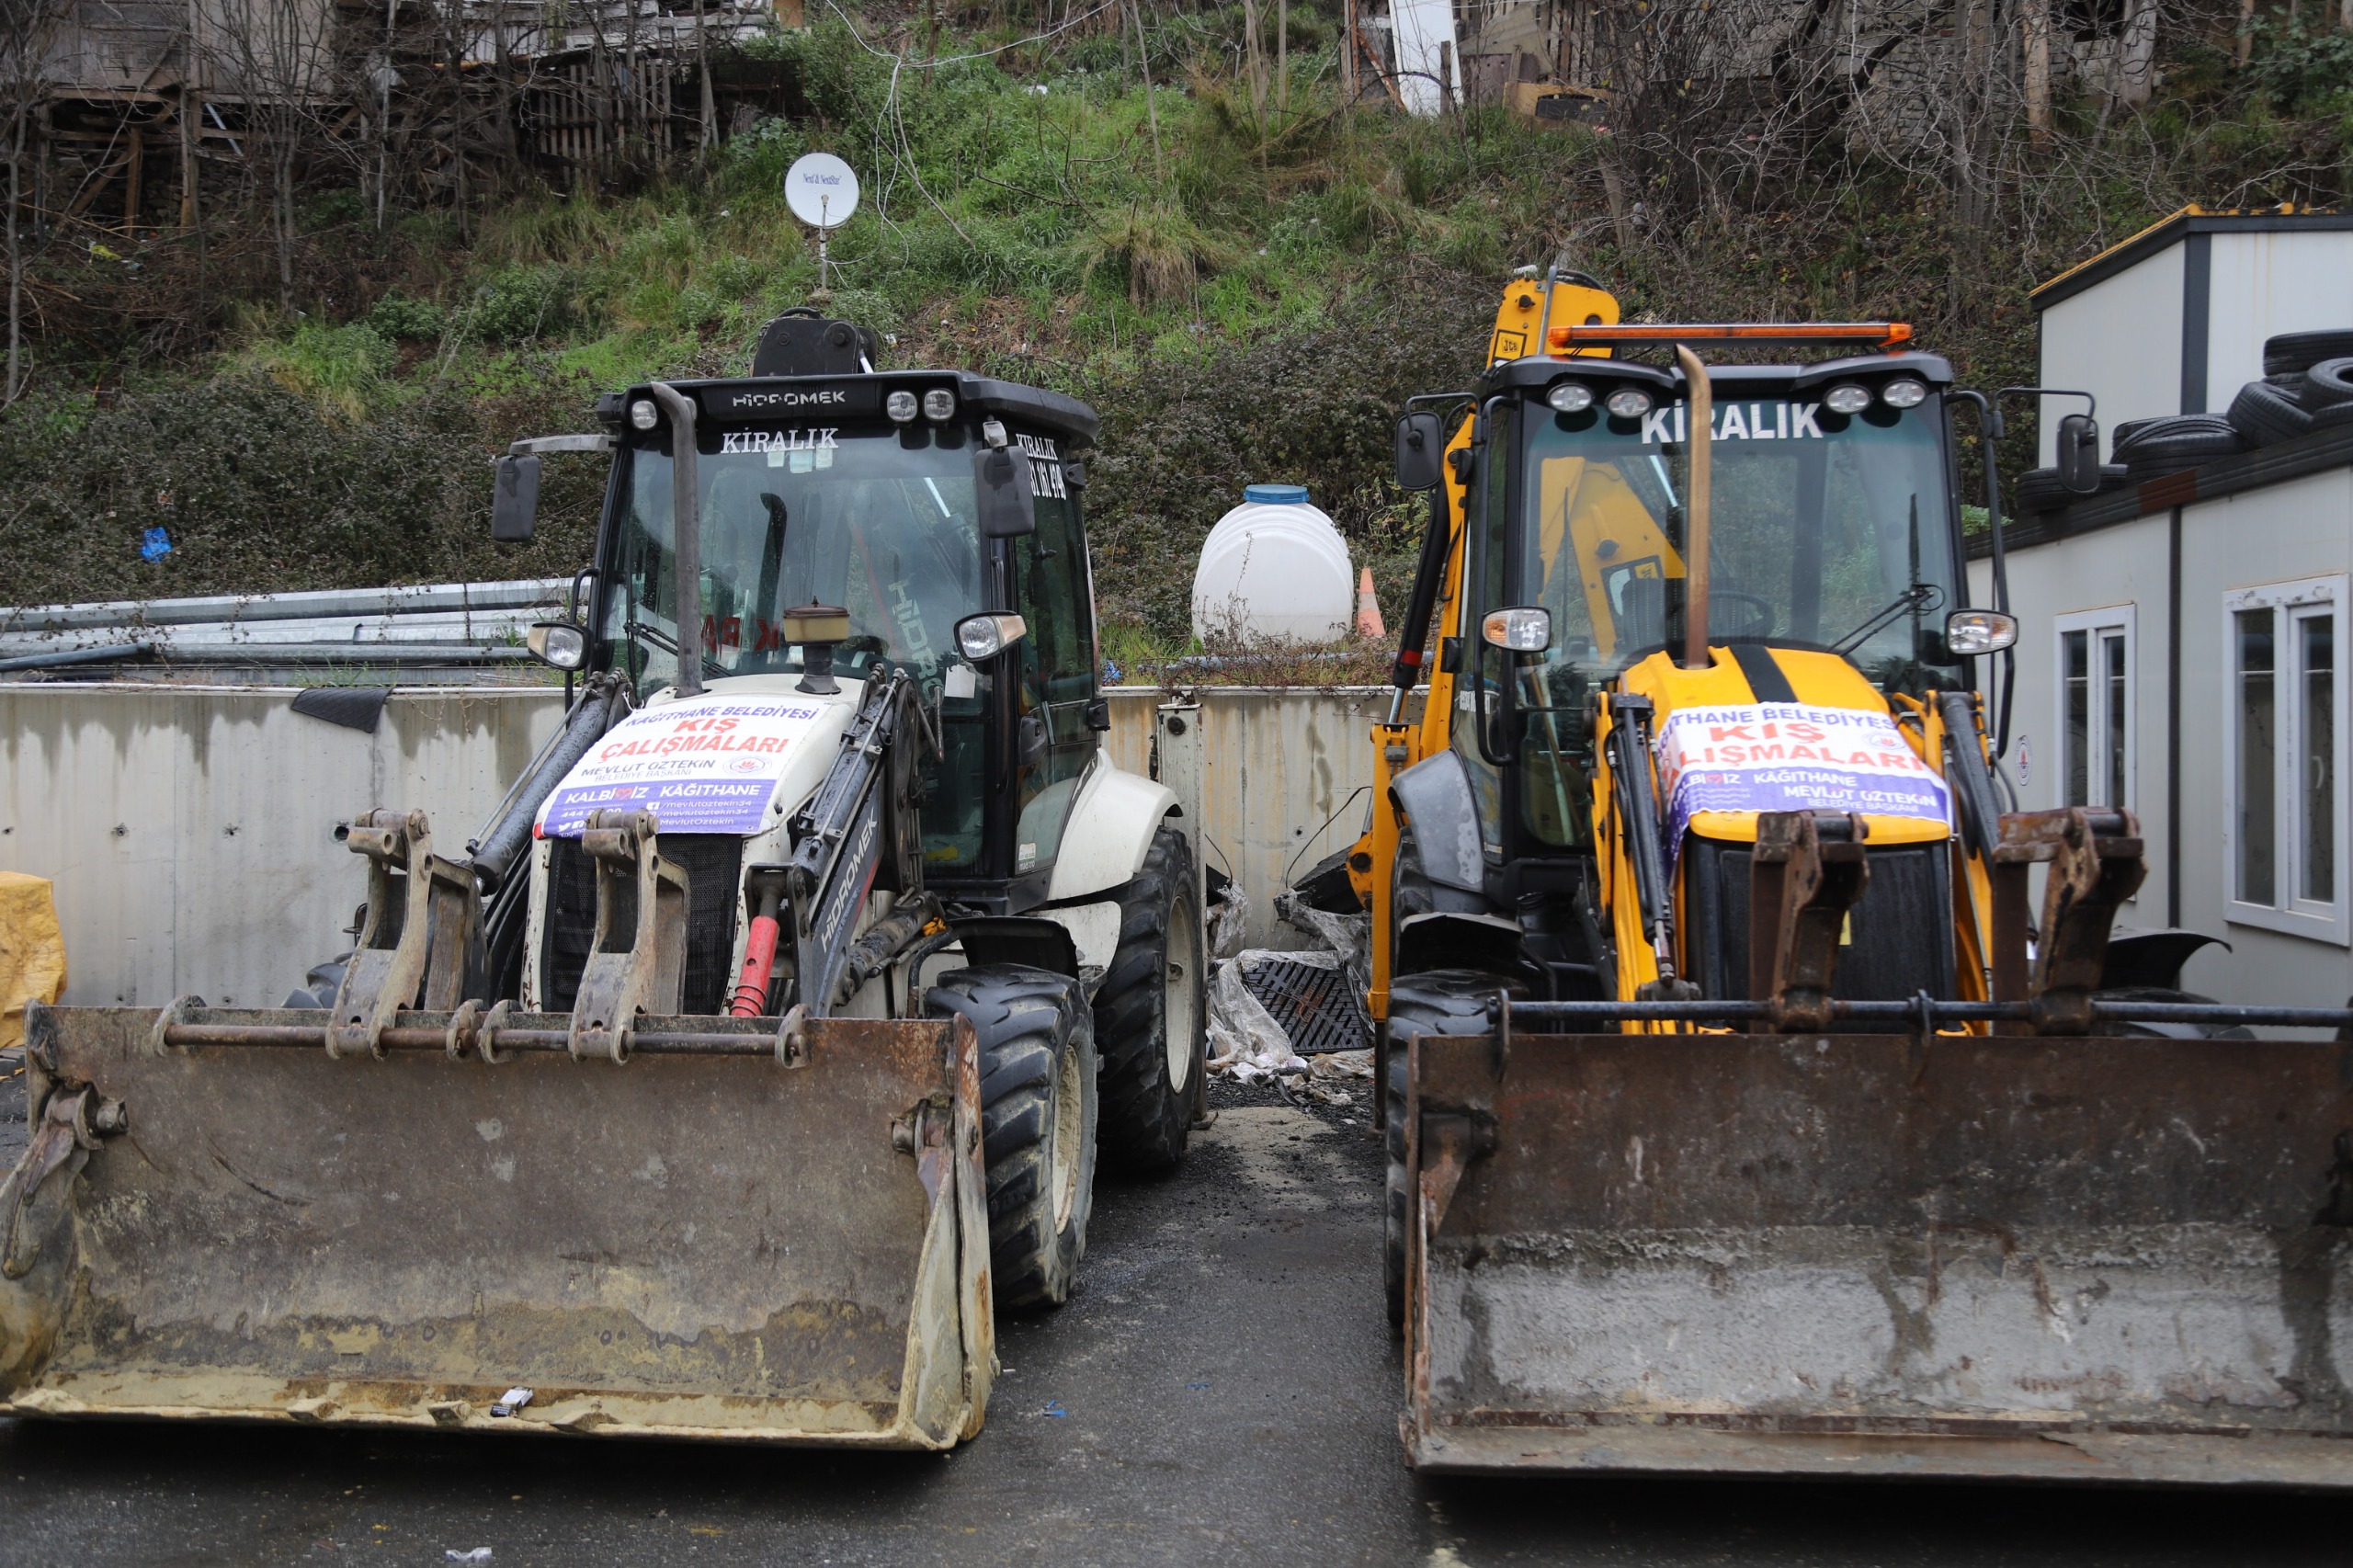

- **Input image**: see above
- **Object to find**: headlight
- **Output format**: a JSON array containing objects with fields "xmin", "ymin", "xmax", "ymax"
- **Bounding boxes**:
[
  {"xmin": 1945, "ymin": 608, "xmax": 2018, "ymax": 655},
  {"xmin": 1823, "ymin": 383, "xmax": 1872, "ymax": 415},
  {"xmin": 526, "ymin": 621, "xmax": 588, "ymax": 670},
  {"xmin": 628, "ymin": 399, "xmax": 658, "ymax": 431},
  {"xmin": 1881, "ymin": 378, "xmax": 1928, "ymax": 409},
  {"xmin": 954, "ymin": 612, "xmax": 1029, "ymax": 660},
  {"xmin": 1605, "ymin": 387, "xmax": 1654, "ymax": 419},
  {"xmin": 885, "ymin": 390, "xmax": 920, "ymax": 423},
  {"xmin": 1545, "ymin": 381, "xmax": 1595, "ymax": 415},
  {"xmin": 1481, "ymin": 606, "xmax": 1553, "ymax": 653},
  {"xmin": 923, "ymin": 388, "xmax": 957, "ymax": 421}
]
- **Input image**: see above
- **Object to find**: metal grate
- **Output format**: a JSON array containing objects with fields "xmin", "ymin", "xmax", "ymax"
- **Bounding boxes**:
[
  {"xmin": 1241, "ymin": 959, "xmax": 1370, "ymax": 1056},
  {"xmin": 543, "ymin": 834, "xmax": 744, "ymax": 1016}
]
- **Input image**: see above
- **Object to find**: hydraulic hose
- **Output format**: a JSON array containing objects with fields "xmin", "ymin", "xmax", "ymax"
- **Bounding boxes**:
[
  {"xmin": 1387, "ymin": 483, "xmax": 1454, "ymax": 716},
  {"xmin": 468, "ymin": 676, "xmax": 629, "ymax": 895}
]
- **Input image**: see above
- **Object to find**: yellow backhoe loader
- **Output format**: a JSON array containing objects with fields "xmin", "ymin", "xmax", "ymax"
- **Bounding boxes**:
[
  {"xmin": 0, "ymin": 311, "xmax": 1209, "ymax": 1446},
  {"xmin": 1340, "ymin": 267, "xmax": 2353, "ymax": 1486}
]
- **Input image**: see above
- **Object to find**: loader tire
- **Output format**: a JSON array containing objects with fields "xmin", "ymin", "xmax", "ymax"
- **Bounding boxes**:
[
  {"xmin": 1093, "ymin": 827, "xmax": 1208, "ymax": 1175},
  {"xmin": 1383, "ymin": 970, "xmax": 1526, "ymax": 1334},
  {"xmin": 926, "ymin": 965, "xmax": 1100, "ymax": 1312}
]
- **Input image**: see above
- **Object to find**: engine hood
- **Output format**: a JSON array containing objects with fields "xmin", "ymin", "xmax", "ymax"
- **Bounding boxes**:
[
  {"xmin": 1618, "ymin": 645, "xmax": 1952, "ymax": 849},
  {"xmin": 533, "ymin": 676, "xmax": 864, "ymax": 842}
]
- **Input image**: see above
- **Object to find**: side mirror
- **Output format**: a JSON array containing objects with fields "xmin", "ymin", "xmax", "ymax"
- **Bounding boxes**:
[
  {"xmin": 978, "ymin": 447, "xmax": 1037, "ymax": 538},
  {"xmin": 1394, "ymin": 411, "xmax": 1445, "ymax": 492},
  {"xmin": 526, "ymin": 620, "xmax": 588, "ymax": 670},
  {"xmin": 492, "ymin": 454, "xmax": 540, "ymax": 542},
  {"xmin": 2056, "ymin": 413, "xmax": 2101, "ymax": 494}
]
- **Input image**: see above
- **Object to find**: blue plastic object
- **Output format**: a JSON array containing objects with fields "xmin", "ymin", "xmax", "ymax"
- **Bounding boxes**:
[
  {"xmin": 140, "ymin": 528, "xmax": 173, "ymax": 562},
  {"xmin": 1242, "ymin": 483, "xmax": 1310, "ymax": 505}
]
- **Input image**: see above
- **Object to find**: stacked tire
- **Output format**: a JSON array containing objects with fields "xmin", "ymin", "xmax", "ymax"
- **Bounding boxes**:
[{"xmin": 2111, "ymin": 414, "xmax": 2246, "ymax": 483}]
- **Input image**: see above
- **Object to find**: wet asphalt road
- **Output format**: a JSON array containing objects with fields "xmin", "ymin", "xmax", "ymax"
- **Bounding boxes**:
[{"xmin": 0, "ymin": 1067, "xmax": 2347, "ymax": 1567}]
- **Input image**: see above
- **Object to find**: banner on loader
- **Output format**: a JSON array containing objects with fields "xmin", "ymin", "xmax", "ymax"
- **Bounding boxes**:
[
  {"xmin": 538, "ymin": 693, "xmax": 828, "ymax": 836},
  {"xmin": 1653, "ymin": 701, "xmax": 1949, "ymax": 858}
]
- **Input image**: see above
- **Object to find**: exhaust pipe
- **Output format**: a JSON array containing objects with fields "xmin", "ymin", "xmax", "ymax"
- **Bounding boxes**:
[
  {"xmin": 645, "ymin": 382, "xmax": 704, "ymax": 699},
  {"xmin": 1673, "ymin": 344, "xmax": 1711, "ymax": 670}
]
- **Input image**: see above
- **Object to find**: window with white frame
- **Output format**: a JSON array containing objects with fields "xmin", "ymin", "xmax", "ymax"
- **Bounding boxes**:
[
  {"xmin": 2224, "ymin": 575, "xmax": 2348, "ymax": 943},
  {"xmin": 2055, "ymin": 606, "xmax": 2134, "ymax": 812}
]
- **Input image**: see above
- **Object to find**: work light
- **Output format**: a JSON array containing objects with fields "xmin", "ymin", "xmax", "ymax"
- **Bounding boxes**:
[
  {"xmin": 886, "ymin": 390, "xmax": 920, "ymax": 423},
  {"xmin": 1604, "ymin": 387, "xmax": 1654, "ymax": 420},
  {"xmin": 1881, "ymin": 378, "xmax": 1928, "ymax": 409},
  {"xmin": 923, "ymin": 389, "xmax": 957, "ymax": 421},
  {"xmin": 1823, "ymin": 383, "xmax": 1872, "ymax": 415}
]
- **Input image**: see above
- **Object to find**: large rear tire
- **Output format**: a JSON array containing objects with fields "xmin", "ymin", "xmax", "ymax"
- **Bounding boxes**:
[
  {"xmin": 1383, "ymin": 969, "xmax": 1526, "ymax": 1334},
  {"xmin": 1092, "ymin": 827, "xmax": 1207, "ymax": 1174},
  {"xmin": 926, "ymin": 965, "xmax": 1099, "ymax": 1312}
]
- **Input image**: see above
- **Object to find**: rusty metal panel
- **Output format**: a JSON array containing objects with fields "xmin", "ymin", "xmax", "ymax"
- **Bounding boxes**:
[
  {"xmin": 0, "ymin": 685, "xmax": 563, "ymax": 1009},
  {"xmin": 0, "ymin": 1008, "xmax": 988, "ymax": 1445},
  {"xmin": 1404, "ymin": 1028, "xmax": 2353, "ymax": 1486},
  {"xmin": 1104, "ymin": 687, "xmax": 1423, "ymax": 946}
]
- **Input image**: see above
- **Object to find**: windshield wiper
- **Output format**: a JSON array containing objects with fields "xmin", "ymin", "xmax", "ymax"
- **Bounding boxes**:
[
  {"xmin": 625, "ymin": 617, "xmax": 728, "ymax": 680},
  {"xmin": 1830, "ymin": 583, "xmax": 1941, "ymax": 654}
]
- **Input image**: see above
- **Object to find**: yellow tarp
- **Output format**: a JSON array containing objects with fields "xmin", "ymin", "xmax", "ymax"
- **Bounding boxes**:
[{"xmin": 0, "ymin": 871, "xmax": 66, "ymax": 1050}]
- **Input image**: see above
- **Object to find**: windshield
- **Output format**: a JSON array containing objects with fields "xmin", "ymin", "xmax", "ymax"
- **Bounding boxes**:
[
  {"xmin": 1505, "ymin": 391, "xmax": 1963, "ymax": 847},
  {"xmin": 602, "ymin": 421, "xmax": 993, "ymax": 870},
  {"xmin": 603, "ymin": 422, "xmax": 984, "ymax": 698}
]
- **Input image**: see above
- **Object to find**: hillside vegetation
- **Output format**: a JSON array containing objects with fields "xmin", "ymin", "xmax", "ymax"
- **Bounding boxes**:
[{"xmin": 1, "ymin": 0, "xmax": 2347, "ymax": 655}]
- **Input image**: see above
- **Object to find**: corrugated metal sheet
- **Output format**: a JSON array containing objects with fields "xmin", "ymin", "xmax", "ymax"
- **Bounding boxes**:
[
  {"xmin": 0, "ymin": 578, "xmax": 572, "ymax": 659},
  {"xmin": 0, "ymin": 684, "xmax": 564, "ymax": 1008},
  {"xmin": 1104, "ymin": 687, "xmax": 1425, "ymax": 948}
]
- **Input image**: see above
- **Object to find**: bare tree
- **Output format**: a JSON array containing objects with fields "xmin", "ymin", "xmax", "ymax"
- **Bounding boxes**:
[{"xmin": 0, "ymin": 0, "xmax": 67, "ymax": 401}]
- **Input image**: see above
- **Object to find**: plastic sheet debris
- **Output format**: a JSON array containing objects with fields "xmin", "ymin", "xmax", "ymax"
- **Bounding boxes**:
[
  {"xmin": 446, "ymin": 1551, "xmax": 494, "ymax": 1562},
  {"xmin": 1042, "ymin": 1402, "xmax": 1068, "ymax": 1418},
  {"xmin": 1207, "ymin": 881, "xmax": 1249, "ymax": 960},
  {"xmin": 490, "ymin": 1388, "xmax": 533, "ymax": 1417}
]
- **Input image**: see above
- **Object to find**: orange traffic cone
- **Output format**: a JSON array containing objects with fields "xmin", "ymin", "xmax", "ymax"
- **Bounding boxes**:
[{"xmin": 1356, "ymin": 567, "xmax": 1385, "ymax": 639}]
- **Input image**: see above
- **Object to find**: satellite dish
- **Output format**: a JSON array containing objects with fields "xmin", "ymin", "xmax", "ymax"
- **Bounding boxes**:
[{"xmin": 785, "ymin": 153, "xmax": 861, "ymax": 231}]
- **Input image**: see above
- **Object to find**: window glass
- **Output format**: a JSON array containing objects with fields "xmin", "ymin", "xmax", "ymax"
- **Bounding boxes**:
[
  {"xmin": 1452, "ymin": 409, "xmax": 1512, "ymax": 853},
  {"xmin": 1010, "ymin": 480, "xmax": 1097, "ymax": 874},
  {"xmin": 2302, "ymin": 611, "xmax": 2336, "ymax": 904},
  {"xmin": 2103, "ymin": 631, "xmax": 2129, "ymax": 811},
  {"xmin": 2237, "ymin": 608, "xmax": 2277, "ymax": 907},
  {"xmin": 2063, "ymin": 630, "xmax": 2089, "ymax": 809},
  {"xmin": 603, "ymin": 424, "xmax": 990, "ymax": 868}
]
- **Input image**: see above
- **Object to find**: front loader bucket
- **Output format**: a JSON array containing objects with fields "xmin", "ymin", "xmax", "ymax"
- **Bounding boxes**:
[
  {"xmin": 1403, "ymin": 1028, "xmax": 2353, "ymax": 1487},
  {"xmin": 0, "ymin": 1005, "xmax": 995, "ymax": 1446}
]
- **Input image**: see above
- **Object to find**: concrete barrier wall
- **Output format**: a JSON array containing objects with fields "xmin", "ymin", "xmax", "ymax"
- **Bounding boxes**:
[
  {"xmin": 0, "ymin": 683, "xmax": 1415, "ymax": 1005},
  {"xmin": 1103, "ymin": 687, "xmax": 1423, "ymax": 949},
  {"xmin": 0, "ymin": 685, "xmax": 565, "ymax": 1007}
]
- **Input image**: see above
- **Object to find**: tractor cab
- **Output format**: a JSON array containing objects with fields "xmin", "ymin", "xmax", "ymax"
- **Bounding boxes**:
[{"xmin": 499, "ymin": 314, "xmax": 1108, "ymax": 909}]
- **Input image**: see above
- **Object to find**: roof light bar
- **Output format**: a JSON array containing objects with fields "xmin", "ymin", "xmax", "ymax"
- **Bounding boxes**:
[{"xmin": 1545, "ymin": 322, "xmax": 1913, "ymax": 352}]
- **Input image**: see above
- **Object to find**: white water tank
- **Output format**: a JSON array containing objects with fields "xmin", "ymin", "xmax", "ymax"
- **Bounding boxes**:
[{"xmin": 1190, "ymin": 484, "xmax": 1353, "ymax": 642}]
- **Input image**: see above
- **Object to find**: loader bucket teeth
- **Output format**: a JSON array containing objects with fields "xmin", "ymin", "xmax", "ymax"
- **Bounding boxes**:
[{"xmin": 0, "ymin": 1003, "xmax": 995, "ymax": 1447}]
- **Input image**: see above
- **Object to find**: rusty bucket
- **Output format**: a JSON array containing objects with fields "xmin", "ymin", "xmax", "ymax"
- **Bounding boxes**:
[
  {"xmin": 0, "ymin": 1004, "xmax": 994, "ymax": 1445},
  {"xmin": 1402, "ymin": 1024, "xmax": 2353, "ymax": 1486}
]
